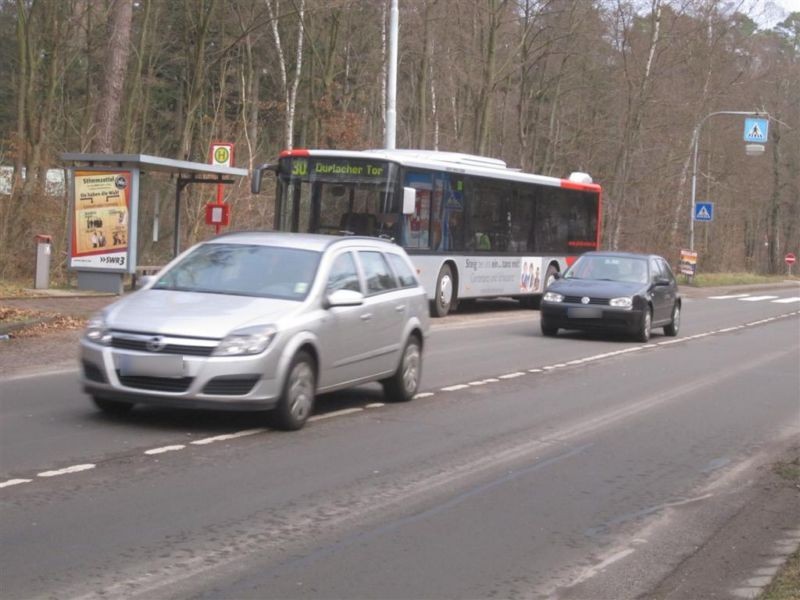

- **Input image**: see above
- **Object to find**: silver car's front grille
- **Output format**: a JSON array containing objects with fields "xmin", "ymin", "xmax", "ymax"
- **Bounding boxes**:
[
  {"xmin": 110, "ymin": 331, "xmax": 218, "ymax": 356},
  {"xmin": 116, "ymin": 373, "xmax": 194, "ymax": 392}
]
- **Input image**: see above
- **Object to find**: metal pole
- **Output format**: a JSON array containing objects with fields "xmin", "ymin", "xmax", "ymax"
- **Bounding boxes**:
[
  {"xmin": 174, "ymin": 178, "xmax": 183, "ymax": 257},
  {"xmin": 385, "ymin": 0, "xmax": 398, "ymax": 150},
  {"xmin": 688, "ymin": 110, "xmax": 767, "ymax": 252}
]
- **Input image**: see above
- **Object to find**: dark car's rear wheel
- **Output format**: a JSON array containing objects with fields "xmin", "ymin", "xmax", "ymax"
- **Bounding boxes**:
[
  {"xmin": 92, "ymin": 396, "xmax": 134, "ymax": 415},
  {"xmin": 382, "ymin": 335, "xmax": 422, "ymax": 402},
  {"xmin": 272, "ymin": 351, "xmax": 316, "ymax": 431},
  {"xmin": 663, "ymin": 303, "xmax": 681, "ymax": 337},
  {"xmin": 636, "ymin": 307, "xmax": 652, "ymax": 343}
]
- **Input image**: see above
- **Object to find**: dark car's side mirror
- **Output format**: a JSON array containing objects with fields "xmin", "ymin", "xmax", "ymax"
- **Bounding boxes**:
[{"xmin": 654, "ymin": 277, "xmax": 671, "ymax": 287}]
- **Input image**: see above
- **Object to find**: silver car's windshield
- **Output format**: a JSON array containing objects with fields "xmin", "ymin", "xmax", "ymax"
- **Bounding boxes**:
[
  {"xmin": 153, "ymin": 243, "xmax": 321, "ymax": 300},
  {"xmin": 565, "ymin": 255, "xmax": 648, "ymax": 283}
]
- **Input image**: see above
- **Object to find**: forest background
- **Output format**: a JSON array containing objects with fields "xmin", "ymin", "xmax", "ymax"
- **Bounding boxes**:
[{"xmin": 1, "ymin": 0, "xmax": 798, "ymax": 282}]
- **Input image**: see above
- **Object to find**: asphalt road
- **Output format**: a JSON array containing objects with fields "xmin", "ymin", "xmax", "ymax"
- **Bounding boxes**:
[{"xmin": 1, "ymin": 289, "xmax": 799, "ymax": 599}]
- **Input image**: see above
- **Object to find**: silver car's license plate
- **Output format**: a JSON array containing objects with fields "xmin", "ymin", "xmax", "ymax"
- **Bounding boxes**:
[
  {"xmin": 568, "ymin": 307, "xmax": 601, "ymax": 319},
  {"xmin": 118, "ymin": 354, "xmax": 184, "ymax": 377}
]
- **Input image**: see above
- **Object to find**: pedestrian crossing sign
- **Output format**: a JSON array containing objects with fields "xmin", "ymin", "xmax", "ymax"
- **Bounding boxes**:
[
  {"xmin": 694, "ymin": 202, "xmax": 713, "ymax": 222},
  {"xmin": 743, "ymin": 118, "xmax": 768, "ymax": 143}
]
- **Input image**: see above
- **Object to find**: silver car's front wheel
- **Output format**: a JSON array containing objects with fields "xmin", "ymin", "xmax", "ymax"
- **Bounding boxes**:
[{"xmin": 273, "ymin": 351, "xmax": 316, "ymax": 430}]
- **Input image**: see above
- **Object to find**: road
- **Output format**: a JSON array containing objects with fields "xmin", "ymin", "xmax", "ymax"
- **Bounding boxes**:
[{"xmin": 1, "ymin": 289, "xmax": 799, "ymax": 599}]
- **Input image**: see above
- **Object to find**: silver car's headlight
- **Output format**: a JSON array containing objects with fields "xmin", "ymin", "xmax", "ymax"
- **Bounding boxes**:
[
  {"xmin": 609, "ymin": 296, "xmax": 633, "ymax": 309},
  {"xmin": 543, "ymin": 292, "xmax": 564, "ymax": 303},
  {"xmin": 84, "ymin": 314, "xmax": 112, "ymax": 345},
  {"xmin": 213, "ymin": 325, "xmax": 277, "ymax": 357}
]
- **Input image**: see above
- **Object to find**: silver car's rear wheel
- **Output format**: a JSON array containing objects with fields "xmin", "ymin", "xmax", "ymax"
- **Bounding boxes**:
[
  {"xmin": 273, "ymin": 351, "xmax": 316, "ymax": 430},
  {"xmin": 382, "ymin": 335, "xmax": 422, "ymax": 402}
]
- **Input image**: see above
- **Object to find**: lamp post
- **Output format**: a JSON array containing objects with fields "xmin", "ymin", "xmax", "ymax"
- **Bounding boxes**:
[{"xmin": 689, "ymin": 110, "xmax": 768, "ymax": 252}]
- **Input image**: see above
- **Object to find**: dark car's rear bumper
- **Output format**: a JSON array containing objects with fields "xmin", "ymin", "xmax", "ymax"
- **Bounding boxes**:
[{"xmin": 540, "ymin": 303, "xmax": 644, "ymax": 333}]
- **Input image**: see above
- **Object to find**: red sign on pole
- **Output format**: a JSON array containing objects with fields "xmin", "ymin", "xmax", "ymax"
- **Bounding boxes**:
[{"xmin": 785, "ymin": 253, "xmax": 796, "ymax": 265}]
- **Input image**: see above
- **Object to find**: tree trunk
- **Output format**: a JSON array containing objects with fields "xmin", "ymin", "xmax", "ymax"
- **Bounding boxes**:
[{"xmin": 92, "ymin": 0, "xmax": 134, "ymax": 154}]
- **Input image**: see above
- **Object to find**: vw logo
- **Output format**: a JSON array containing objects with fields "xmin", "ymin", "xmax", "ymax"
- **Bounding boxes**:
[
  {"xmin": 581, "ymin": 296, "xmax": 591, "ymax": 305},
  {"xmin": 146, "ymin": 336, "xmax": 167, "ymax": 352}
]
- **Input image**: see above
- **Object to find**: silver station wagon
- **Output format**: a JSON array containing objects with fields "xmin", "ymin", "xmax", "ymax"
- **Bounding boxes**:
[{"xmin": 80, "ymin": 232, "xmax": 430, "ymax": 430}]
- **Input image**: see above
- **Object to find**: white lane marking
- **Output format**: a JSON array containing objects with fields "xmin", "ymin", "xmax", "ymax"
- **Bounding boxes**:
[
  {"xmin": 441, "ymin": 384, "xmax": 470, "ymax": 392},
  {"xmin": 144, "ymin": 445, "xmax": 186, "ymax": 455},
  {"xmin": 468, "ymin": 380, "xmax": 490, "ymax": 386},
  {"xmin": 709, "ymin": 294, "xmax": 751, "ymax": 299},
  {"xmin": 773, "ymin": 297, "xmax": 800, "ymax": 303},
  {"xmin": 528, "ymin": 368, "xmax": 543, "ymax": 373},
  {"xmin": 414, "ymin": 393, "xmax": 434, "ymax": 399},
  {"xmin": 37, "ymin": 464, "xmax": 95, "ymax": 477},
  {"xmin": 366, "ymin": 402, "xmax": 386, "ymax": 408},
  {"xmin": 190, "ymin": 428, "xmax": 268, "ymax": 445},
  {"xmin": 499, "ymin": 372, "xmax": 525, "ymax": 379},
  {"xmin": 308, "ymin": 408, "xmax": 363, "ymax": 422},
  {"xmin": 740, "ymin": 295, "xmax": 779, "ymax": 302},
  {"xmin": 0, "ymin": 478, "xmax": 33, "ymax": 488},
  {"xmin": 568, "ymin": 548, "xmax": 637, "ymax": 586}
]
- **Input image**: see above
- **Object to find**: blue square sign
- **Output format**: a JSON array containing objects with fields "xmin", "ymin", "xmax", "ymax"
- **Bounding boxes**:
[
  {"xmin": 744, "ymin": 118, "xmax": 768, "ymax": 143},
  {"xmin": 694, "ymin": 202, "xmax": 714, "ymax": 222}
]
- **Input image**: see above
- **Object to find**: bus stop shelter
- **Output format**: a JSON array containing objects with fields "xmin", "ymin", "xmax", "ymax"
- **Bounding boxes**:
[{"xmin": 61, "ymin": 153, "xmax": 248, "ymax": 293}]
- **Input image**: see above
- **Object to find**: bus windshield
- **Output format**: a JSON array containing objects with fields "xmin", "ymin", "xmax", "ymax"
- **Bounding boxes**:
[{"xmin": 277, "ymin": 157, "xmax": 401, "ymax": 239}]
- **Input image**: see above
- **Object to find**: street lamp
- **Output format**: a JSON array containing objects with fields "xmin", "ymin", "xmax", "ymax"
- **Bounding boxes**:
[{"xmin": 689, "ymin": 110, "xmax": 769, "ymax": 252}]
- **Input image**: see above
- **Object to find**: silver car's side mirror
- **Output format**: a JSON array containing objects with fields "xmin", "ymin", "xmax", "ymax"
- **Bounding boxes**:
[{"xmin": 325, "ymin": 289, "xmax": 364, "ymax": 308}]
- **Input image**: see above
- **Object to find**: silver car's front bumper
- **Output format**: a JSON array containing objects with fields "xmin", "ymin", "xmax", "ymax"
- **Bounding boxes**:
[{"xmin": 80, "ymin": 339, "xmax": 282, "ymax": 411}]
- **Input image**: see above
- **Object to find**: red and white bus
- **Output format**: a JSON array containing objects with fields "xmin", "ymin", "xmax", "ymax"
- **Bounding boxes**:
[{"xmin": 252, "ymin": 149, "xmax": 602, "ymax": 316}]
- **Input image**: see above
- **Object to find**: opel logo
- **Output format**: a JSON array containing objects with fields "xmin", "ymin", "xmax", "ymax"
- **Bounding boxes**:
[
  {"xmin": 581, "ymin": 296, "xmax": 591, "ymax": 305},
  {"xmin": 146, "ymin": 336, "xmax": 167, "ymax": 352}
]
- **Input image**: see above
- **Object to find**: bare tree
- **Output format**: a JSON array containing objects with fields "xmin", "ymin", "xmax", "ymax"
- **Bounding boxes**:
[{"xmin": 92, "ymin": 0, "xmax": 133, "ymax": 153}]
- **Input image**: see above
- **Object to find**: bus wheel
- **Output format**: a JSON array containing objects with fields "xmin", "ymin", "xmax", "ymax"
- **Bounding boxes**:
[
  {"xmin": 432, "ymin": 264, "xmax": 455, "ymax": 317},
  {"xmin": 531, "ymin": 265, "xmax": 560, "ymax": 309},
  {"xmin": 543, "ymin": 264, "xmax": 559, "ymax": 289}
]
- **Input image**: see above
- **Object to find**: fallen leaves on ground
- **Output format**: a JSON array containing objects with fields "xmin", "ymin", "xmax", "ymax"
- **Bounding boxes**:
[{"xmin": 0, "ymin": 306, "xmax": 86, "ymax": 337}]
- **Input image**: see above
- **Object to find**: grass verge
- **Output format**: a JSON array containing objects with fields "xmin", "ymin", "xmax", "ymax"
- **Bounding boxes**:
[
  {"xmin": 689, "ymin": 273, "xmax": 798, "ymax": 287},
  {"xmin": 760, "ymin": 453, "xmax": 800, "ymax": 599}
]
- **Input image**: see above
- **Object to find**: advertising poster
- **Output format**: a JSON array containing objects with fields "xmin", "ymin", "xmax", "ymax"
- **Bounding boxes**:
[
  {"xmin": 70, "ymin": 170, "xmax": 131, "ymax": 270},
  {"xmin": 679, "ymin": 249, "xmax": 698, "ymax": 276}
]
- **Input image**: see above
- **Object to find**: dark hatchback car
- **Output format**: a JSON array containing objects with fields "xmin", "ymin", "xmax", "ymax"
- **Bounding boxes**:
[{"xmin": 539, "ymin": 252, "xmax": 681, "ymax": 342}]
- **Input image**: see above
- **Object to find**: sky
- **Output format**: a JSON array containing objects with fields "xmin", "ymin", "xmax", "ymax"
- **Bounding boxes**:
[{"xmin": 755, "ymin": 0, "xmax": 800, "ymax": 26}]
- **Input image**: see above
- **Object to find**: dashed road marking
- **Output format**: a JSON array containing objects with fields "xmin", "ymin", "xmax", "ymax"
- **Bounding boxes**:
[
  {"xmin": 740, "ymin": 296, "xmax": 779, "ymax": 302},
  {"xmin": 145, "ymin": 445, "xmax": 186, "ymax": 455},
  {"xmin": 190, "ymin": 428, "xmax": 268, "ymax": 445},
  {"xmin": 0, "ymin": 478, "xmax": 33, "ymax": 488},
  {"xmin": 37, "ymin": 464, "xmax": 95, "ymax": 477}
]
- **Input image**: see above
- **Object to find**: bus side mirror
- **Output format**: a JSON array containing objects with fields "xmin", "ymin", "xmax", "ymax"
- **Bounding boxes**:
[
  {"xmin": 402, "ymin": 187, "xmax": 416, "ymax": 215},
  {"xmin": 251, "ymin": 163, "xmax": 274, "ymax": 194}
]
